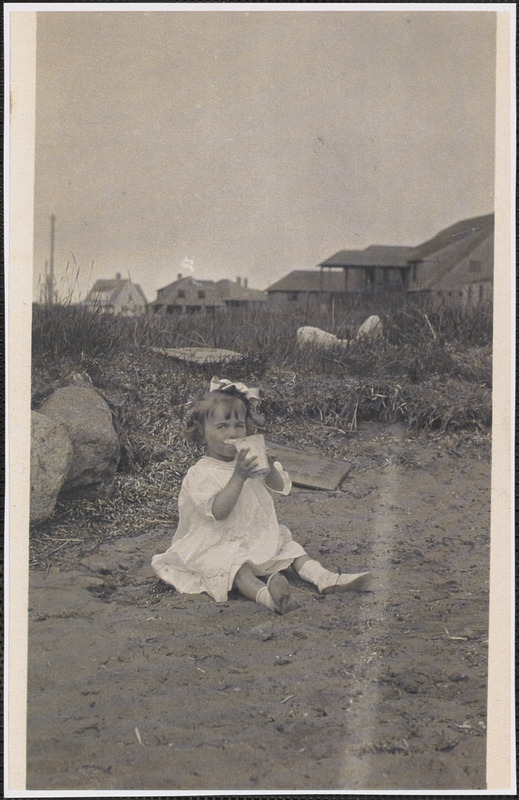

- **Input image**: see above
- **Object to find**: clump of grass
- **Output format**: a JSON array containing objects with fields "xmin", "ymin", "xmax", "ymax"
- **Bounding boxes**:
[
  {"xmin": 404, "ymin": 377, "xmax": 491, "ymax": 432},
  {"xmin": 260, "ymin": 371, "xmax": 491, "ymax": 435},
  {"xmin": 32, "ymin": 303, "xmax": 132, "ymax": 361},
  {"xmin": 31, "ymin": 303, "xmax": 137, "ymax": 400},
  {"xmin": 381, "ymin": 300, "xmax": 492, "ymax": 348}
]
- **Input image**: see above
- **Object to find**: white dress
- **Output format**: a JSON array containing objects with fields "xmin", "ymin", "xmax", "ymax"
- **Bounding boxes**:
[{"xmin": 151, "ymin": 455, "xmax": 306, "ymax": 602}]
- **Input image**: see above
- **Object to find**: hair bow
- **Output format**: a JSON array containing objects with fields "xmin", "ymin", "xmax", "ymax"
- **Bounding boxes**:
[{"xmin": 209, "ymin": 376, "xmax": 261, "ymax": 406}]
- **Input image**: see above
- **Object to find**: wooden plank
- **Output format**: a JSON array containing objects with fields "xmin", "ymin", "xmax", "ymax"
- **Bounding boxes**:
[
  {"xmin": 265, "ymin": 440, "xmax": 352, "ymax": 491},
  {"xmin": 151, "ymin": 346, "xmax": 243, "ymax": 364}
]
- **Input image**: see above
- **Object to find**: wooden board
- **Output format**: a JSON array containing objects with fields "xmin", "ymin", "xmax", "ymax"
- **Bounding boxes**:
[
  {"xmin": 265, "ymin": 440, "xmax": 352, "ymax": 491},
  {"xmin": 151, "ymin": 346, "xmax": 243, "ymax": 364}
]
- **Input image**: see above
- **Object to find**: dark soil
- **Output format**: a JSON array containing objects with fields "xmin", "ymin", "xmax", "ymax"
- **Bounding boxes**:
[{"xmin": 26, "ymin": 422, "xmax": 490, "ymax": 791}]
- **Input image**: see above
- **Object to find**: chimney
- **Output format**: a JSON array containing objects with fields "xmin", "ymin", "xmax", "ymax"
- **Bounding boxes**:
[
  {"xmin": 178, "ymin": 273, "xmax": 182, "ymax": 281},
  {"xmin": 236, "ymin": 276, "xmax": 241, "ymax": 286},
  {"xmin": 243, "ymin": 277, "xmax": 248, "ymax": 289},
  {"xmin": 116, "ymin": 272, "xmax": 122, "ymax": 280}
]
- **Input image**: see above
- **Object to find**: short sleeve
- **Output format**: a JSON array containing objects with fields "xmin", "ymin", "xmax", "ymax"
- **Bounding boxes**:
[
  {"xmin": 179, "ymin": 464, "xmax": 223, "ymax": 519},
  {"xmin": 268, "ymin": 461, "xmax": 292, "ymax": 495}
]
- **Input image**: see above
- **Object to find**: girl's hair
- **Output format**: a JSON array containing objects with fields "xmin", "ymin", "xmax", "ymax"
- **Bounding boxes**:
[{"xmin": 183, "ymin": 389, "xmax": 258, "ymax": 443}]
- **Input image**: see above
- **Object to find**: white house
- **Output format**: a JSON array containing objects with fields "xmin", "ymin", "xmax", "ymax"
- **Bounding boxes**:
[{"xmin": 85, "ymin": 273, "xmax": 148, "ymax": 316}]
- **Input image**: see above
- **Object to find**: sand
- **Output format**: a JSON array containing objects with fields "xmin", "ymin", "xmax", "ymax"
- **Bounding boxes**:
[{"xmin": 26, "ymin": 422, "xmax": 490, "ymax": 791}]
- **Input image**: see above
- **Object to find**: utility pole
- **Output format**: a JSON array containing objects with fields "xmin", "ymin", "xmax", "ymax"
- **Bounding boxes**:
[
  {"xmin": 42, "ymin": 260, "xmax": 48, "ymax": 304},
  {"xmin": 46, "ymin": 214, "xmax": 55, "ymax": 305}
]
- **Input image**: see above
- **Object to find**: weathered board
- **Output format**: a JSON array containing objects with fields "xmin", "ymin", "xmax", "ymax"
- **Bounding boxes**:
[
  {"xmin": 151, "ymin": 346, "xmax": 243, "ymax": 364},
  {"xmin": 265, "ymin": 440, "xmax": 352, "ymax": 491}
]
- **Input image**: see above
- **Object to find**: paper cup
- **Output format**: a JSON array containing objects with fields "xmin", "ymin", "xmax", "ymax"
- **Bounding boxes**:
[{"xmin": 226, "ymin": 434, "xmax": 270, "ymax": 477}]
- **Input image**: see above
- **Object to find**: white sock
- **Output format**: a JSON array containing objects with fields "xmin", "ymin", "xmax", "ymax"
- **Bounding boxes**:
[
  {"xmin": 297, "ymin": 559, "xmax": 372, "ymax": 593},
  {"xmin": 296, "ymin": 559, "xmax": 332, "ymax": 589},
  {"xmin": 255, "ymin": 585, "xmax": 278, "ymax": 612}
]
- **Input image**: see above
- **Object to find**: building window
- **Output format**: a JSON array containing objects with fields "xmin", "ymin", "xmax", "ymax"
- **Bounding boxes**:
[
  {"xmin": 288, "ymin": 292, "xmax": 299, "ymax": 301},
  {"xmin": 198, "ymin": 290, "xmax": 205, "ymax": 299},
  {"xmin": 177, "ymin": 290, "xmax": 185, "ymax": 298}
]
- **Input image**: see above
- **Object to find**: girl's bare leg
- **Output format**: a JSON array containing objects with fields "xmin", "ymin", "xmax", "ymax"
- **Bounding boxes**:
[
  {"xmin": 233, "ymin": 563, "xmax": 265, "ymax": 601},
  {"xmin": 293, "ymin": 555, "xmax": 311, "ymax": 572}
]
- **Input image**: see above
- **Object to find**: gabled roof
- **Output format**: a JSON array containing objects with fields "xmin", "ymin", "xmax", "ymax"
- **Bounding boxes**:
[
  {"xmin": 267, "ymin": 270, "xmax": 346, "ymax": 293},
  {"xmin": 407, "ymin": 213, "xmax": 494, "ymax": 262},
  {"xmin": 409, "ymin": 228, "xmax": 494, "ymax": 292},
  {"xmin": 155, "ymin": 276, "xmax": 266, "ymax": 303},
  {"xmin": 158, "ymin": 276, "xmax": 215, "ymax": 293},
  {"xmin": 319, "ymin": 245, "xmax": 414, "ymax": 268},
  {"xmin": 87, "ymin": 278, "xmax": 147, "ymax": 305},
  {"xmin": 126, "ymin": 283, "xmax": 147, "ymax": 304},
  {"xmin": 214, "ymin": 279, "xmax": 267, "ymax": 302},
  {"xmin": 90, "ymin": 278, "xmax": 129, "ymax": 293},
  {"xmin": 404, "ymin": 213, "xmax": 494, "ymax": 293},
  {"xmin": 155, "ymin": 277, "xmax": 217, "ymax": 301}
]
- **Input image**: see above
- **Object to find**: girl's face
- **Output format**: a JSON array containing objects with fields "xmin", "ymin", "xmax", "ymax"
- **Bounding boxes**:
[{"xmin": 203, "ymin": 399, "xmax": 247, "ymax": 461}]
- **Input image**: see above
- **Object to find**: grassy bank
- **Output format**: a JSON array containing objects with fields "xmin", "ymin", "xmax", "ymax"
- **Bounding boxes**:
[{"xmin": 32, "ymin": 298, "xmax": 492, "ymax": 436}]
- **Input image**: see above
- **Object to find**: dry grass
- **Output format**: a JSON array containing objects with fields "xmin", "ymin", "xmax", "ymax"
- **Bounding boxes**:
[
  {"xmin": 29, "ymin": 297, "xmax": 492, "ymax": 565},
  {"xmin": 31, "ymin": 297, "xmax": 492, "ymax": 454}
]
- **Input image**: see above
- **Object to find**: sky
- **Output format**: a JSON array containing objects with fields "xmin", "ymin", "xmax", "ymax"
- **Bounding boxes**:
[{"xmin": 31, "ymin": 6, "xmax": 498, "ymax": 303}]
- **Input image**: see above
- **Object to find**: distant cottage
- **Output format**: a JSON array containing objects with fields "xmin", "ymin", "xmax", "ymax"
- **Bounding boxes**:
[
  {"xmin": 151, "ymin": 275, "xmax": 266, "ymax": 315},
  {"xmin": 267, "ymin": 213, "xmax": 493, "ymax": 308},
  {"xmin": 85, "ymin": 273, "xmax": 148, "ymax": 316}
]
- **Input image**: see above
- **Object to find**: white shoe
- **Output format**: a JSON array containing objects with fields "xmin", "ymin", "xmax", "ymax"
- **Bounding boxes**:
[
  {"xmin": 267, "ymin": 573, "xmax": 300, "ymax": 614},
  {"xmin": 319, "ymin": 572, "xmax": 373, "ymax": 594}
]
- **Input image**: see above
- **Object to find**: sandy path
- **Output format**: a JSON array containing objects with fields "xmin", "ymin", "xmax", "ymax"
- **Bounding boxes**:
[{"xmin": 27, "ymin": 424, "xmax": 490, "ymax": 791}]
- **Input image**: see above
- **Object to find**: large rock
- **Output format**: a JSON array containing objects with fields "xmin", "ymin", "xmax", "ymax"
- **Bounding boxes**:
[
  {"xmin": 31, "ymin": 411, "xmax": 73, "ymax": 524},
  {"xmin": 357, "ymin": 314, "xmax": 383, "ymax": 339},
  {"xmin": 296, "ymin": 326, "xmax": 350, "ymax": 349},
  {"xmin": 297, "ymin": 317, "xmax": 383, "ymax": 350},
  {"xmin": 37, "ymin": 385, "xmax": 120, "ymax": 500}
]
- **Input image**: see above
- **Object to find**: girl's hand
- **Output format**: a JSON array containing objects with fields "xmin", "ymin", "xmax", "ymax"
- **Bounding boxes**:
[{"xmin": 233, "ymin": 447, "xmax": 259, "ymax": 480}]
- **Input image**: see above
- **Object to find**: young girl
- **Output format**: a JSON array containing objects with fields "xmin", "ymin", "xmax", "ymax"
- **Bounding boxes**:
[{"xmin": 151, "ymin": 378, "xmax": 372, "ymax": 614}]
